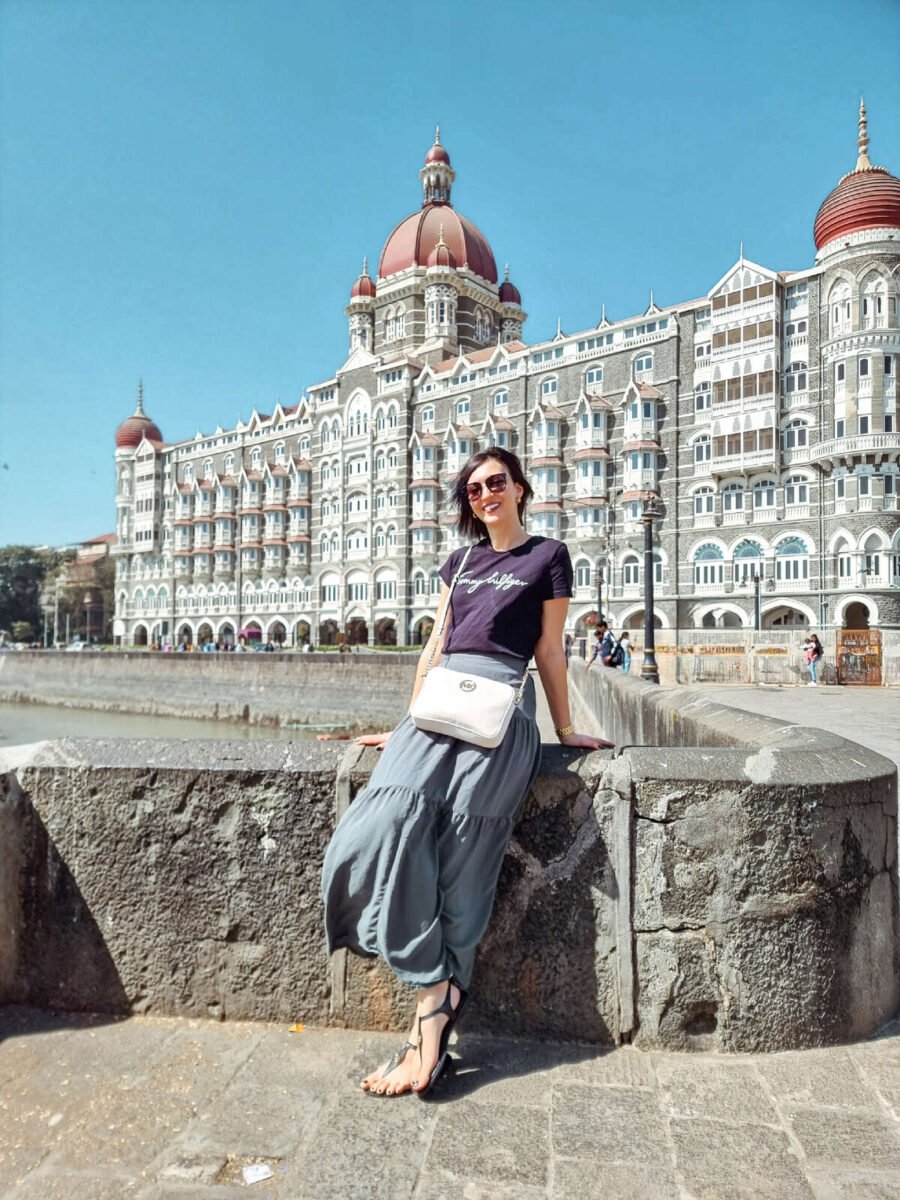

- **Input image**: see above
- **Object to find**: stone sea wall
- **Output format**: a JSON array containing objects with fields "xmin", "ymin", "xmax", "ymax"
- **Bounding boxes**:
[
  {"xmin": 2, "ymin": 671, "xmax": 897, "ymax": 1051},
  {"xmin": 0, "ymin": 650, "xmax": 417, "ymax": 731}
]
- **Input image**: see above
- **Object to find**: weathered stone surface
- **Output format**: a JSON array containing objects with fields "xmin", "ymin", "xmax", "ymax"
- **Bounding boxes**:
[
  {"xmin": 1, "ymin": 684, "xmax": 897, "ymax": 1052},
  {"xmin": 656, "ymin": 1058, "xmax": 779, "ymax": 1124},
  {"xmin": 552, "ymin": 1159, "xmax": 681, "ymax": 1200},
  {"xmin": 787, "ymin": 1108, "xmax": 900, "ymax": 1170},
  {"xmin": 426, "ymin": 1101, "xmax": 550, "ymax": 1186},
  {"xmin": 551, "ymin": 1084, "xmax": 670, "ymax": 1163},
  {"xmin": 670, "ymin": 1117, "xmax": 814, "ymax": 1199}
]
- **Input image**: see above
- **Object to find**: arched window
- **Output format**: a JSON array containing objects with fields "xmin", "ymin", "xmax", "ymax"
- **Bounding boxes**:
[
  {"xmin": 413, "ymin": 571, "xmax": 427, "ymax": 598},
  {"xmin": 623, "ymin": 554, "xmax": 641, "ymax": 586},
  {"xmin": 722, "ymin": 482, "xmax": 744, "ymax": 512},
  {"xmin": 395, "ymin": 305, "xmax": 406, "ymax": 340},
  {"xmin": 387, "ymin": 405, "xmax": 398, "ymax": 429},
  {"xmin": 784, "ymin": 362, "xmax": 808, "ymax": 394},
  {"xmin": 694, "ymin": 486, "xmax": 714, "ymax": 515},
  {"xmin": 541, "ymin": 377, "xmax": 558, "ymax": 397},
  {"xmin": 274, "ymin": 441, "xmax": 285, "ymax": 462},
  {"xmin": 385, "ymin": 308, "xmax": 396, "ymax": 342},
  {"xmin": 585, "ymin": 365, "xmax": 604, "ymax": 389},
  {"xmin": 420, "ymin": 406, "xmax": 434, "ymax": 429},
  {"xmin": 775, "ymin": 536, "xmax": 809, "ymax": 581},
  {"xmin": 782, "ymin": 418, "xmax": 809, "ymax": 449},
  {"xmin": 785, "ymin": 475, "xmax": 809, "ymax": 505},
  {"xmin": 693, "ymin": 543, "xmax": 725, "ymax": 586},
  {"xmin": 251, "ymin": 448, "xmax": 261, "ymax": 467},
  {"xmin": 733, "ymin": 539, "xmax": 765, "ymax": 583},
  {"xmin": 184, "ymin": 463, "xmax": 193, "ymax": 481},
  {"xmin": 634, "ymin": 354, "xmax": 653, "ymax": 377},
  {"xmin": 694, "ymin": 435, "xmax": 711, "ymax": 464},
  {"xmin": 829, "ymin": 280, "xmax": 851, "ymax": 332},
  {"xmin": 203, "ymin": 458, "xmax": 214, "ymax": 479},
  {"xmin": 860, "ymin": 272, "xmax": 886, "ymax": 326},
  {"xmin": 753, "ymin": 479, "xmax": 776, "ymax": 510},
  {"xmin": 493, "ymin": 389, "xmax": 509, "ymax": 410},
  {"xmin": 224, "ymin": 453, "xmax": 235, "ymax": 475},
  {"xmin": 456, "ymin": 397, "xmax": 470, "ymax": 419},
  {"xmin": 574, "ymin": 560, "xmax": 592, "ymax": 589}
]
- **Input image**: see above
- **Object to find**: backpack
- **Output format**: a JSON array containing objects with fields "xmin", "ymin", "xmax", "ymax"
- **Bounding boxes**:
[{"xmin": 608, "ymin": 637, "xmax": 625, "ymax": 668}]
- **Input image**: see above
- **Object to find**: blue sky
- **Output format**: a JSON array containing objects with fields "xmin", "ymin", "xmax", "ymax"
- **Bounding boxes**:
[{"xmin": 1, "ymin": 0, "xmax": 898, "ymax": 546}]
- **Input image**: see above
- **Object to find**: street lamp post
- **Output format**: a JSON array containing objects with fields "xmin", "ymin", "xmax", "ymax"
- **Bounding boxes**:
[
  {"xmin": 752, "ymin": 572, "xmax": 762, "ymax": 632},
  {"xmin": 641, "ymin": 496, "xmax": 661, "ymax": 684},
  {"xmin": 596, "ymin": 559, "xmax": 605, "ymax": 626}
]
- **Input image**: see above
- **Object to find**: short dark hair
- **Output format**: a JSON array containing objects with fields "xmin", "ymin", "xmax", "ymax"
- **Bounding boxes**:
[{"xmin": 451, "ymin": 448, "xmax": 533, "ymax": 540}]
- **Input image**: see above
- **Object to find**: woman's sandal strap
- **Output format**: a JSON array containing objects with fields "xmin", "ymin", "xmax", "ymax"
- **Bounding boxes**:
[{"xmin": 382, "ymin": 1040, "xmax": 416, "ymax": 1077}]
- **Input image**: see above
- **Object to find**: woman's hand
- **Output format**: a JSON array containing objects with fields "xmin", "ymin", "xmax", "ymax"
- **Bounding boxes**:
[
  {"xmin": 559, "ymin": 731, "xmax": 614, "ymax": 750},
  {"xmin": 355, "ymin": 731, "xmax": 392, "ymax": 749}
]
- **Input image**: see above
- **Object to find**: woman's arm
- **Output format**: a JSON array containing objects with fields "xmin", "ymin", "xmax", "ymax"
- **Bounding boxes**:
[
  {"xmin": 355, "ymin": 582, "xmax": 453, "ymax": 748},
  {"xmin": 533, "ymin": 598, "xmax": 613, "ymax": 750}
]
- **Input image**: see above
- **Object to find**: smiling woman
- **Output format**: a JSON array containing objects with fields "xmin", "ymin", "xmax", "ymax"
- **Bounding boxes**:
[{"xmin": 321, "ymin": 448, "xmax": 612, "ymax": 1101}]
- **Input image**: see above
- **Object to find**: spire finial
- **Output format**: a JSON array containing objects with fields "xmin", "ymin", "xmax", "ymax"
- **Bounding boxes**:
[
  {"xmin": 739, "ymin": 240, "xmax": 744, "ymax": 261},
  {"xmin": 856, "ymin": 96, "xmax": 872, "ymax": 170},
  {"xmin": 437, "ymin": 222, "xmax": 446, "ymax": 245},
  {"xmin": 136, "ymin": 379, "xmax": 144, "ymax": 416},
  {"xmin": 504, "ymin": 263, "xmax": 510, "ymax": 281},
  {"xmin": 556, "ymin": 316, "xmax": 562, "ymax": 337},
  {"xmin": 649, "ymin": 287, "xmax": 655, "ymax": 308},
  {"xmin": 434, "ymin": 124, "xmax": 441, "ymax": 146},
  {"xmin": 362, "ymin": 255, "xmax": 368, "ymax": 276}
]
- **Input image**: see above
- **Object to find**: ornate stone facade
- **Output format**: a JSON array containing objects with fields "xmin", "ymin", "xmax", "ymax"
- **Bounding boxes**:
[{"xmin": 113, "ymin": 116, "xmax": 900, "ymax": 647}]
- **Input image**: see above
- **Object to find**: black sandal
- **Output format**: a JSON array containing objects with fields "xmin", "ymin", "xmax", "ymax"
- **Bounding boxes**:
[
  {"xmin": 362, "ymin": 1039, "xmax": 416, "ymax": 1097},
  {"xmin": 414, "ymin": 980, "xmax": 468, "ymax": 1100}
]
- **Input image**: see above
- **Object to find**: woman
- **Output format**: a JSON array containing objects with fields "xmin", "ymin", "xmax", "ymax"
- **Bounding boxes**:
[
  {"xmin": 620, "ymin": 632, "xmax": 632, "ymax": 674},
  {"xmin": 804, "ymin": 633, "xmax": 823, "ymax": 686},
  {"xmin": 321, "ymin": 449, "xmax": 610, "ymax": 1099}
]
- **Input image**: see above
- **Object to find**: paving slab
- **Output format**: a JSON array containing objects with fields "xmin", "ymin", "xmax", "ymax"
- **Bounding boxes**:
[{"xmin": 2, "ymin": 1006, "xmax": 900, "ymax": 1199}]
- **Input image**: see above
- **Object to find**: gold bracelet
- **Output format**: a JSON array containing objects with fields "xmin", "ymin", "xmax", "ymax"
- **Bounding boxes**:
[{"xmin": 555, "ymin": 724, "xmax": 575, "ymax": 739}]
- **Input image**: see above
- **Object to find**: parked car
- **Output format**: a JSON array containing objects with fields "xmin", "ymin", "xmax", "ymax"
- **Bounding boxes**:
[{"xmin": 65, "ymin": 641, "xmax": 91, "ymax": 652}]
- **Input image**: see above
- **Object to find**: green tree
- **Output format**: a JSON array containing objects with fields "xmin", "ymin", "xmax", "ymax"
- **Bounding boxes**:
[
  {"xmin": 10, "ymin": 620, "xmax": 34, "ymax": 642},
  {"xmin": 0, "ymin": 546, "xmax": 62, "ymax": 633}
]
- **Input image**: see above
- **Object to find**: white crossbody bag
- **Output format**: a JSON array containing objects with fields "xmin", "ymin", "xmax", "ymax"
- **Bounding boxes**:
[{"xmin": 409, "ymin": 545, "xmax": 529, "ymax": 748}]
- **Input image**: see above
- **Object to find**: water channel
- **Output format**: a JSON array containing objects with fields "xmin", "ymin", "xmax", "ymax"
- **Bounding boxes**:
[{"xmin": 0, "ymin": 702, "xmax": 332, "ymax": 749}]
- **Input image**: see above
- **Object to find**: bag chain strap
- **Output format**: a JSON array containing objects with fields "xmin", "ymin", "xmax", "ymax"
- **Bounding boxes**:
[{"xmin": 425, "ymin": 544, "xmax": 530, "ymax": 706}]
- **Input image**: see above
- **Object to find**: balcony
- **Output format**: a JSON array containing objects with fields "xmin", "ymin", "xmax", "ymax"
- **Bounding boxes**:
[
  {"xmin": 710, "ymin": 448, "xmax": 777, "ymax": 477},
  {"xmin": 622, "ymin": 420, "xmax": 659, "ymax": 445},
  {"xmin": 574, "ymin": 432, "xmax": 609, "ymax": 454},
  {"xmin": 782, "ymin": 445, "xmax": 812, "ymax": 465},
  {"xmin": 575, "ymin": 480, "xmax": 608, "ymax": 501},
  {"xmin": 811, "ymin": 432, "xmax": 900, "ymax": 465},
  {"xmin": 712, "ymin": 393, "xmax": 776, "ymax": 419},
  {"xmin": 722, "ymin": 508, "xmax": 748, "ymax": 525}
]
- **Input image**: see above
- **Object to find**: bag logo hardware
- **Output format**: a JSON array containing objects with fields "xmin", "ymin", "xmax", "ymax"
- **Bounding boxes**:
[{"xmin": 459, "ymin": 679, "xmax": 477, "ymax": 692}]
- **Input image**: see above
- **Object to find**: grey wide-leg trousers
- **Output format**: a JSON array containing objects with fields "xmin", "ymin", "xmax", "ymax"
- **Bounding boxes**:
[{"xmin": 321, "ymin": 653, "xmax": 542, "ymax": 990}]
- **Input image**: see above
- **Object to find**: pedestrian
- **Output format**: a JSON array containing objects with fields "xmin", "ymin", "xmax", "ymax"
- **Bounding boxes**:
[
  {"xmin": 564, "ymin": 633, "xmax": 574, "ymax": 669},
  {"xmin": 322, "ymin": 449, "xmax": 611, "ymax": 1099},
  {"xmin": 803, "ymin": 633, "xmax": 824, "ymax": 686},
  {"xmin": 620, "ymin": 631, "xmax": 632, "ymax": 674},
  {"xmin": 587, "ymin": 621, "xmax": 616, "ymax": 667}
]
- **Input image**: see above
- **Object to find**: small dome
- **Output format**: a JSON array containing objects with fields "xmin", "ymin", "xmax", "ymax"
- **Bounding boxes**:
[
  {"xmin": 814, "ymin": 101, "xmax": 900, "ymax": 251},
  {"xmin": 350, "ymin": 258, "xmax": 376, "ymax": 299},
  {"xmin": 116, "ymin": 413, "xmax": 162, "ymax": 449},
  {"xmin": 814, "ymin": 168, "xmax": 900, "ymax": 250},
  {"xmin": 499, "ymin": 266, "xmax": 521, "ymax": 305},
  {"xmin": 427, "ymin": 227, "xmax": 457, "ymax": 269},
  {"xmin": 116, "ymin": 384, "xmax": 162, "ymax": 448},
  {"xmin": 424, "ymin": 126, "xmax": 451, "ymax": 166}
]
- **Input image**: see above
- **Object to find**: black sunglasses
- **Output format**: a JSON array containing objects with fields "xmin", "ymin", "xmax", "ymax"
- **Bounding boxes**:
[{"xmin": 465, "ymin": 472, "xmax": 509, "ymax": 503}]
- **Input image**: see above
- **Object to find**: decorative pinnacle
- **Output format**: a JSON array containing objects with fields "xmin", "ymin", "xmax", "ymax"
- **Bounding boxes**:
[
  {"xmin": 434, "ymin": 124, "xmax": 441, "ymax": 145},
  {"xmin": 856, "ymin": 97, "xmax": 872, "ymax": 170},
  {"xmin": 136, "ymin": 380, "xmax": 144, "ymax": 416},
  {"xmin": 437, "ymin": 223, "xmax": 446, "ymax": 246},
  {"xmin": 504, "ymin": 263, "xmax": 510, "ymax": 281},
  {"xmin": 362, "ymin": 255, "xmax": 368, "ymax": 275}
]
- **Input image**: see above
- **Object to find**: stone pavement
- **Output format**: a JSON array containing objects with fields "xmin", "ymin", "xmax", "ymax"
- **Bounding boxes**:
[
  {"xmin": 1, "ymin": 1005, "xmax": 899, "ymax": 1200},
  {"xmin": 676, "ymin": 683, "xmax": 900, "ymax": 774}
]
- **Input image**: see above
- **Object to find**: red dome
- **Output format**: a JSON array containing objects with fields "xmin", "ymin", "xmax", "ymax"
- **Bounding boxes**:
[
  {"xmin": 350, "ymin": 271, "xmax": 376, "ymax": 299},
  {"xmin": 499, "ymin": 273, "xmax": 521, "ymax": 305},
  {"xmin": 116, "ymin": 413, "xmax": 162, "ymax": 449},
  {"xmin": 814, "ymin": 166, "xmax": 900, "ymax": 250},
  {"xmin": 425, "ymin": 142, "xmax": 451, "ymax": 166},
  {"xmin": 379, "ymin": 205, "xmax": 497, "ymax": 282}
]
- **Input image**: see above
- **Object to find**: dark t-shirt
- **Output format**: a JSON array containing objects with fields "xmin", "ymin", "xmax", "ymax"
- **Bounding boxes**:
[{"xmin": 438, "ymin": 536, "xmax": 573, "ymax": 660}]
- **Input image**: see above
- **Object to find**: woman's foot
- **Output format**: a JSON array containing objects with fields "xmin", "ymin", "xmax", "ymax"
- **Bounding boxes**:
[
  {"xmin": 360, "ymin": 1034, "xmax": 418, "ymax": 1096},
  {"xmin": 360, "ymin": 980, "xmax": 464, "ymax": 1097}
]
